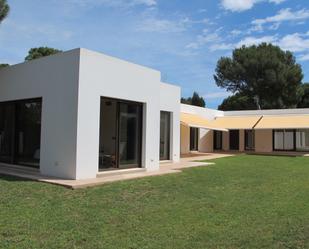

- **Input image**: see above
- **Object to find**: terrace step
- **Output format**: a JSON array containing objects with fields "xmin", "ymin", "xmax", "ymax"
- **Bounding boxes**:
[{"xmin": 96, "ymin": 168, "xmax": 146, "ymax": 178}]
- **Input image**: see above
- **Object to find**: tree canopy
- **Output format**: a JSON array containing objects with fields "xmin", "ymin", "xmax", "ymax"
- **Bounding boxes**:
[
  {"xmin": 25, "ymin": 47, "xmax": 63, "ymax": 61},
  {"xmin": 297, "ymin": 83, "xmax": 309, "ymax": 108},
  {"xmin": 218, "ymin": 93, "xmax": 257, "ymax": 111},
  {"xmin": 181, "ymin": 92, "xmax": 206, "ymax": 107},
  {"xmin": 214, "ymin": 43, "xmax": 304, "ymax": 110},
  {"xmin": 0, "ymin": 0, "xmax": 9, "ymax": 23},
  {"xmin": 0, "ymin": 63, "xmax": 9, "ymax": 68}
]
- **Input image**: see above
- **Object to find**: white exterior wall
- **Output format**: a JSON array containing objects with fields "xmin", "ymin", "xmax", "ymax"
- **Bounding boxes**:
[
  {"xmin": 76, "ymin": 49, "xmax": 179, "ymax": 179},
  {"xmin": 0, "ymin": 49, "xmax": 80, "ymax": 179},
  {"xmin": 160, "ymin": 82, "xmax": 180, "ymax": 162},
  {"xmin": 0, "ymin": 48, "xmax": 181, "ymax": 180}
]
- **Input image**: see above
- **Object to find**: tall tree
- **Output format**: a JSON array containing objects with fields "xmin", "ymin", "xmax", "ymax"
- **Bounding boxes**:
[
  {"xmin": 0, "ymin": 0, "xmax": 9, "ymax": 68},
  {"xmin": 0, "ymin": 0, "xmax": 9, "ymax": 23},
  {"xmin": 218, "ymin": 93, "xmax": 257, "ymax": 111},
  {"xmin": 214, "ymin": 43, "xmax": 303, "ymax": 110},
  {"xmin": 181, "ymin": 92, "xmax": 206, "ymax": 107},
  {"xmin": 297, "ymin": 83, "xmax": 309, "ymax": 108},
  {"xmin": 25, "ymin": 47, "xmax": 63, "ymax": 61}
]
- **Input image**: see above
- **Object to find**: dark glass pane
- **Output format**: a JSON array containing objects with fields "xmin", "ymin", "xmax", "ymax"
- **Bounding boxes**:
[
  {"xmin": 214, "ymin": 131, "xmax": 222, "ymax": 150},
  {"xmin": 160, "ymin": 111, "xmax": 170, "ymax": 160},
  {"xmin": 274, "ymin": 130, "xmax": 284, "ymax": 150},
  {"xmin": 274, "ymin": 129, "xmax": 294, "ymax": 151},
  {"xmin": 0, "ymin": 104, "xmax": 14, "ymax": 163},
  {"xmin": 118, "ymin": 102, "xmax": 142, "ymax": 168},
  {"xmin": 296, "ymin": 129, "xmax": 309, "ymax": 151},
  {"xmin": 245, "ymin": 130, "xmax": 255, "ymax": 150},
  {"xmin": 15, "ymin": 100, "xmax": 42, "ymax": 167},
  {"xmin": 99, "ymin": 99, "xmax": 117, "ymax": 169},
  {"xmin": 190, "ymin": 127, "xmax": 199, "ymax": 151},
  {"xmin": 229, "ymin": 130, "xmax": 239, "ymax": 150}
]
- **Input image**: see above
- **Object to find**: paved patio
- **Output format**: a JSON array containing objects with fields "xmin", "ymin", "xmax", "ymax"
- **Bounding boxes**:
[{"xmin": 0, "ymin": 153, "xmax": 234, "ymax": 189}]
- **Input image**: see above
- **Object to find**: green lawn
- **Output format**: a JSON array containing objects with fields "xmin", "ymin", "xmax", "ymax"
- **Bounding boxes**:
[{"xmin": 1, "ymin": 155, "xmax": 309, "ymax": 249}]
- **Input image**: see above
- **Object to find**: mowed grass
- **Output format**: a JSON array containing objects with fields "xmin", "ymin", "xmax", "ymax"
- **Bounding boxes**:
[{"xmin": 0, "ymin": 155, "xmax": 309, "ymax": 249}]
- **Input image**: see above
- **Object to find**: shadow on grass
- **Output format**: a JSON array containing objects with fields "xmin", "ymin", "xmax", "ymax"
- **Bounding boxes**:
[{"xmin": 0, "ymin": 174, "xmax": 33, "ymax": 182}]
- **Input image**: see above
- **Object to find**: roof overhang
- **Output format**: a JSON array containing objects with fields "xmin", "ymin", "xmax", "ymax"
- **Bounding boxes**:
[
  {"xmin": 254, "ymin": 115, "xmax": 309, "ymax": 129},
  {"xmin": 180, "ymin": 113, "xmax": 228, "ymax": 131},
  {"xmin": 207, "ymin": 116, "xmax": 262, "ymax": 130}
]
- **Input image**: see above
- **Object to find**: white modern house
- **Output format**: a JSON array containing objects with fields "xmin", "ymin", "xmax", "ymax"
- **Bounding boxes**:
[
  {"xmin": 0, "ymin": 48, "xmax": 180, "ymax": 180},
  {"xmin": 1, "ymin": 48, "xmax": 309, "ymax": 181}
]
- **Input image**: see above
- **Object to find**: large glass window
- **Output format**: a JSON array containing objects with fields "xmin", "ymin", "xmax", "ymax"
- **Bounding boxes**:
[
  {"xmin": 273, "ymin": 129, "xmax": 295, "ymax": 151},
  {"xmin": 213, "ymin": 130, "xmax": 222, "ymax": 150},
  {"xmin": 190, "ymin": 127, "xmax": 199, "ymax": 151},
  {"xmin": 99, "ymin": 97, "xmax": 143, "ymax": 170},
  {"xmin": 229, "ymin": 130, "xmax": 239, "ymax": 150},
  {"xmin": 0, "ymin": 104, "xmax": 14, "ymax": 163},
  {"xmin": 245, "ymin": 130, "xmax": 255, "ymax": 151},
  {"xmin": 296, "ymin": 129, "xmax": 309, "ymax": 151},
  {"xmin": 15, "ymin": 101, "xmax": 42, "ymax": 167},
  {"xmin": 160, "ymin": 111, "xmax": 171, "ymax": 160},
  {"xmin": 0, "ymin": 98, "xmax": 42, "ymax": 168},
  {"xmin": 118, "ymin": 102, "xmax": 142, "ymax": 168}
]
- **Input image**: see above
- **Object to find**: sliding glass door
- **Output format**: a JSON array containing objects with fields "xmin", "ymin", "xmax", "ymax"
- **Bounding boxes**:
[
  {"xmin": 99, "ymin": 97, "xmax": 142, "ymax": 170},
  {"xmin": 273, "ymin": 129, "xmax": 295, "ymax": 151},
  {"xmin": 0, "ymin": 98, "xmax": 42, "ymax": 168},
  {"xmin": 160, "ymin": 111, "xmax": 170, "ymax": 160},
  {"xmin": 296, "ymin": 129, "xmax": 309, "ymax": 151}
]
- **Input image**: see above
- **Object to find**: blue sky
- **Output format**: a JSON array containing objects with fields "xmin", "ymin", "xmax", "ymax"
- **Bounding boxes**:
[{"xmin": 1, "ymin": 0, "xmax": 309, "ymax": 108}]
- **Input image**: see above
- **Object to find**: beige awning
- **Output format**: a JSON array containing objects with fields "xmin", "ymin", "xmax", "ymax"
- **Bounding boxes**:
[
  {"xmin": 180, "ymin": 113, "xmax": 227, "ymax": 131},
  {"xmin": 254, "ymin": 115, "xmax": 309, "ymax": 129},
  {"xmin": 208, "ymin": 116, "xmax": 262, "ymax": 130}
]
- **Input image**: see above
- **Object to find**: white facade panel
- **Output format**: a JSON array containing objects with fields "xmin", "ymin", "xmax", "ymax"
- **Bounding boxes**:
[
  {"xmin": 75, "ymin": 49, "xmax": 173, "ymax": 178},
  {"xmin": 160, "ymin": 82, "xmax": 181, "ymax": 162},
  {"xmin": 0, "ymin": 49, "xmax": 81, "ymax": 179}
]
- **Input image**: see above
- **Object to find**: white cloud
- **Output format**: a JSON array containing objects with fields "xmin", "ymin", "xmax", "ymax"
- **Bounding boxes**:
[
  {"xmin": 221, "ymin": 0, "xmax": 285, "ymax": 12},
  {"xmin": 67, "ymin": 0, "xmax": 156, "ymax": 8},
  {"xmin": 137, "ymin": 18, "xmax": 188, "ymax": 33},
  {"xmin": 221, "ymin": 0, "xmax": 256, "ymax": 12},
  {"xmin": 278, "ymin": 33, "xmax": 309, "ymax": 52},
  {"xmin": 210, "ymin": 43, "xmax": 234, "ymax": 51},
  {"xmin": 203, "ymin": 91, "xmax": 231, "ymax": 99},
  {"xmin": 185, "ymin": 42, "xmax": 199, "ymax": 49},
  {"xmin": 299, "ymin": 54, "xmax": 309, "ymax": 61},
  {"xmin": 269, "ymin": 0, "xmax": 286, "ymax": 4},
  {"xmin": 207, "ymin": 31, "xmax": 309, "ymax": 64},
  {"xmin": 208, "ymin": 35, "xmax": 276, "ymax": 51},
  {"xmin": 185, "ymin": 30, "xmax": 223, "ymax": 50},
  {"xmin": 252, "ymin": 8, "xmax": 309, "ymax": 31},
  {"xmin": 230, "ymin": 29, "xmax": 242, "ymax": 36},
  {"xmin": 132, "ymin": 0, "xmax": 157, "ymax": 6},
  {"xmin": 0, "ymin": 20, "xmax": 74, "ymax": 43},
  {"xmin": 237, "ymin": 35, "xmax": 277, "ymax": 47}
]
